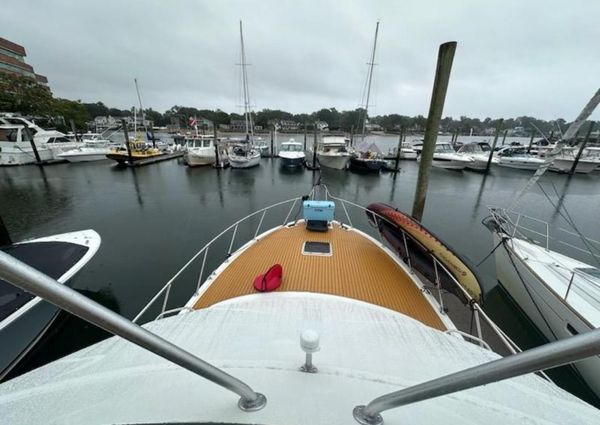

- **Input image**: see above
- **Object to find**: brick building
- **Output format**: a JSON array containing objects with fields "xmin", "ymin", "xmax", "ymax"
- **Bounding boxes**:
[{"xmin": 0, "ymin": 37, "xmax": 49, "ymax": 89}]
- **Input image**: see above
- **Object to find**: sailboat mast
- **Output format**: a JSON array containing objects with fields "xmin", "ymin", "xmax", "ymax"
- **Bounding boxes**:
[
  {"xmin": 134, "ymin": 78, "xmax": 147, "ymax": 136},
  {"xmin": 239, "ymin": 20, "xmax": 253, "ymax": 141},
  {"xmin": 361, "ymin": 21, "xmax": 380, "ymax": 143}
]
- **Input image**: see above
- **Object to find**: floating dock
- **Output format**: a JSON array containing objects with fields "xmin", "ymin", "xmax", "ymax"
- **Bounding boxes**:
[{"xmin": 124, "ymin": 151, "xmax": 184, "ymax": 167}]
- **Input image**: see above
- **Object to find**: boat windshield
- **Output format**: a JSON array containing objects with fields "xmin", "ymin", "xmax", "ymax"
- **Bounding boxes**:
[
  {"xmin": 435, "ymin": 144, "xmax": 455, "ymax": 153},
  {"xmin": 281, "ymin": 144, "xmax": 302, "ymax": 152},
  {"xmin": 458, "ymin": 144, "xmax": 482, "ymax": 154}
]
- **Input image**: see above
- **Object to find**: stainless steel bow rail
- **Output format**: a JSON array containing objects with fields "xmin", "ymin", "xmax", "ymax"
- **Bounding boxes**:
[
  {"xmin": 133, "ymin": 196, "xmax": 302, "ymax": 323},
  {"xmin": 320, "ymin": 186, "xmax": 521, "ymax": 355},
  {"xmin": 353, "ymin": 327, "xmax": 600, "ymax": 424},
  {"xmin": 0, "ymin": 250, "xmax": 266, "ymax": 412}
]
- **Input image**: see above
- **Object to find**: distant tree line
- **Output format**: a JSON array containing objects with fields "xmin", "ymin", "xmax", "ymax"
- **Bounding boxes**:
[{"xmin": 1, "ymin": 73, "xmax": 594, "ymax": 136}]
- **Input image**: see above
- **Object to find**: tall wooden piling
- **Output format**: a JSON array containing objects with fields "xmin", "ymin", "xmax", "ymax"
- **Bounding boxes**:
[
  {"xmin": 350, "ymin": 125, "xmax": 354, "ymax": 147},
  {"xmin": 213, "ymin": 125, "xmax": 221, "ymax": 168},
  {"xmin": 149, "ymin": 128, "xmax": 156, "ymax": 148},
  {"xmin": 312, "ymin": 124, "xmax": 318, "ymax": 168},
  {"xmin": 121, "ymin": 119, "xmax": 133, "ymax": 162},
  {"xmin": 411, "ymin": 41, "xmax": 457, "ymax": 222},
  {"xmin": 23, "ymin": 125, "xmax": 42, "ymax": 164},
  {"xmin": 70, "ymin": 119, "xmax": 79, "ymax": 141},
  {"xmin": 394, "ymin": 127, "xmax": 403, "ymax": 171},
  {"xmin": 570, "ymin": 121, "xmax": 595, "ymax": 174},
  {"xmin": 501, "ymin": 129, "xmax": 508, "ymax": 146},
  {"xmin": 485, "ymin": 119, "xmax": 504, "ymax": 173},
  {"xmin": 527, "ymin": 129, "xmax": 535, "ymax": 153},
  {"xmin": 303, "ymin": 123, "xmax": 307, "ymax": 150},
  {"xmin": 270, "ymin": 129, "xmax": 275, "ymax": 157}
]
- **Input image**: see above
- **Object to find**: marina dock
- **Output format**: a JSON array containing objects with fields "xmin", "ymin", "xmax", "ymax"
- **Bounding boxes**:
[{"xmin": 122, "ymin": 151, "xmax": 184, "ymax": 167}]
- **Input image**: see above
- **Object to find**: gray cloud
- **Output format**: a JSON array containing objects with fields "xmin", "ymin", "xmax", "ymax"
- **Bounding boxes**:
[{"xmin": 2, "ymin": 0, "xmax": 598, "ymax": 120}]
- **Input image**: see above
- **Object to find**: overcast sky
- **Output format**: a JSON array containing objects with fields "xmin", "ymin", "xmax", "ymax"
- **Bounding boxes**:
[{"xmin": 2, "ymin": 0, "xmax": 599, "ymax": 120}]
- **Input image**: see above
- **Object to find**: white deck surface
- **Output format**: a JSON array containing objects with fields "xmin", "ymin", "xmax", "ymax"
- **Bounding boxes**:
[
  {"xmin": 511, "ymin": 238, "xmax": 600, "ymax": 327},
  {"xmin": 0, "ymin": 293, "xmax": 598, "ymax": 424}
]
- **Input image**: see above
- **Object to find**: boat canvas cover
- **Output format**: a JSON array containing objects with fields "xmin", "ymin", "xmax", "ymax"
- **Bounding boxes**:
[{"xmin": 0, "ymin": 242, "xmax": 88, "ymax": 321}]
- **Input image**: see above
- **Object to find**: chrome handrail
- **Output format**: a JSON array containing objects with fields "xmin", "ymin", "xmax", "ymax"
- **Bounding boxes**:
[
  {"xmin": 488, "ymin": 206, "xmax": 600, "ymax": 257},
  {"xmin": 0, "ymin": 250, "xmax": 266, "ymax": 412},
  {"xmin": 133, "ymin": 197, "xmax": 301, "ymax": 323},
  {"xmin": 353, "ymin": 327, "xmax": 600, "ymax": 425}
]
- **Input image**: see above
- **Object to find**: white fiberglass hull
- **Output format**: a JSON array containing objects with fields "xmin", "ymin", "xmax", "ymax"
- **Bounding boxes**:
[
  {"xmin": 425, "ymin": 153, "xmax": 471, "ymax": 170},
  {"xmin": 45, "ymin": 142, "xmax": 82, "ymax": 160},
  {"xmin": 0, "ymin": 143, "xmax": 53, "ymax": 165},
  {"xmin": 58, "ymin": 148, "xmax": 111, "ymax": 162},
  {"xmin": 278, "ymin": 152, "xmax": 305, "ymax": 167},
  {"xmin": 492, "ymin": 233, "xmax": 600, "ymax": 396},
  {"xmin": 550, "ymin": 158, "xmax": 599, "ymax": 174},
  {"xmin": 229, "ymin": 152, "xmax": 261, "ymax": 168},
  {"xmin": 185, "ymin": 149, "xmax": 217, "ymax": 166},
  {"xmin": 317, "ymin": 153, "xmax": 350, "ymax": 169},
  {"xmin": 400, "ymin": 149, "xmax": 418, "ymax": 160},
  {"xmin": 497, "ymin": 157, "xmax": 544, "ymax": 170}
]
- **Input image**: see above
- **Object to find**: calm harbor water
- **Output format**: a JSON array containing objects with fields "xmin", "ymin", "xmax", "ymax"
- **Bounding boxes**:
[{"xmin": 1, "ymin": 133, "xmax": 599, "ymax": 405}]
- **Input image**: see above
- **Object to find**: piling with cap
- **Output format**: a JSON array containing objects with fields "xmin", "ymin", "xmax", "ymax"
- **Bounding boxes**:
[
  {"xmin": 22, "ymin": 124, "xmax": 42, "ymax": 164},
  {"xmin": 312, "ymin": 124, "xmax": 318, "ymax": 168},
  {"xmin": 213, "ymin": 125, "xmax": 221, "ymax": 168},
  {"xmin": 485, "ymin": 119, "xmax": 503, "ymax": 174},
  {"xmin": 411, "ymin": 41, "xmax": 457, "ymax": 222},
  {"xmin": 394, "ymin": 127, "xmax": 403, "ymax": 172},
  {"xmin": 121, "ymin": 119, "xmax": 133, "ymax": 162}
]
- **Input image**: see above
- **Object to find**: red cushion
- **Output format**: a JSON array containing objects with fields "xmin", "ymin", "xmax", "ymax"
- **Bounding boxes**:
[{"xmin": 253, "ymin": 264, "xmax": 283, "ymax": 292}]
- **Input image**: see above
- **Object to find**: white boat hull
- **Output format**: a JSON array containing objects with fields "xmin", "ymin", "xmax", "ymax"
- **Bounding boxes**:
[
  {"xmin": 229, "ymin": 153, "xmax": 261, "ymax": 168},
  {"xmin": 316, "ymin": 153, "xmax": 350, "ymax": 170},
  {"xmin": 492, "ymin": 233, "xmax": 600, "ymax": 396},
  {"xmin": 550, "ymin": 159, "xmax": 599, "ymax": 174},
  {"xmin": 185, "ymin": 151, "xmax": 217, "ymax": 166},
  {"xmin": 497, "ymin": 158, "xmax": 544, "ymax": 170},
  {"xmin": 0, "ymin": 145, "xmax": 53, "ymax": 165},
  {"xmin": 400, "ymin": 150, "xmax": 418, "ymax": 160},
  {"xmin": 58, "ymin": 149, "xmax": 110, "ymax": 162}
]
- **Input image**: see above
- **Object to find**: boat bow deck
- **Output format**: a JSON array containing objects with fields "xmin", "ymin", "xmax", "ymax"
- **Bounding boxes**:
[{"xmin": 192, "ymin": 222, "xmax": 446, "ymax": 330}]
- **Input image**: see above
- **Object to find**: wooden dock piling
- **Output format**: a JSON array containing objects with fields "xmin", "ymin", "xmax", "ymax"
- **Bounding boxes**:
[
  {"xmin": 23, "ymin": 125, "xmax": 42, "ymax": 164},
  {"xmin": 312, "ymin": 124, "xmax": 317, "ymax": 168},
  {"xmin": 270, "ymin": 129, "xmax": 275, "ymax": 158},
  {"xmin": 500, "ymin": 129, "xmax": 508, "ymax": 146},
  {"xmin": 527, "ymin": 129, "xmax": 535, "ymax": 153},
  {"xmin": 213, "ymin": 126, "xmax": 222, "ymax": 168},
  {"xmin": 411, "ymin": 41, "xmax": 457, "ymax": 222},
  {"xmin": 121, "ymin": 119, "xmax": 133, "ymax": 162},
  {"xmin": 70, "ymin": 119, "xmax": 79, "ymax": 141},
  {"xmin": 303, "ymin": 124, "xmax": 307, "ymax": 151},
  {"xmin": 485, "ymin": 119, "xmax": 503, "ymax": 174},
  {"xmin": 570, "ymin": 121, "xmax": 596, "ymax": 174},
  {"xmin": 394, "ymin": 127, "xmax": 403, "ymax": 171}
]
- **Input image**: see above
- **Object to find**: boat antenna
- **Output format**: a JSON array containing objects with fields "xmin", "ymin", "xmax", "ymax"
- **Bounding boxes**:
[
  {"xmin": 134, "ymin": 78, "xmax": 148, "ymax": 137},
  {"xmin": 508, "ymin": 88, "xmax": 600, "ymax": 211},
  {"xmin": 360, "ymin": 21, "xmax": 380, "ymax": 144},
  {"xmin": 239, "ymin": 20, "xmax": 253, "ymax": 144}
]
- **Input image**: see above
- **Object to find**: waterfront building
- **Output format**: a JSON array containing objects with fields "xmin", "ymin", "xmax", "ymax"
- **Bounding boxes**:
[{"xmin": 0, "ymin": 37, "xmax": 49, "ymax": 89}]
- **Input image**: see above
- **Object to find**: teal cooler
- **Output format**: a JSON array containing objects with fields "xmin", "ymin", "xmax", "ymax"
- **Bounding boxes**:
[{"xmin": 303, "ymin": 201, "xmax": 335, "ymax": 232}]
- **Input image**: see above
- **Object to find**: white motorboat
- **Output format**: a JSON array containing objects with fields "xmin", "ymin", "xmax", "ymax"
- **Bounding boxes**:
[
  {"xmin": 419, "ymin": 142, "xmax": 472, "ymax": 170},
  {"xmin": 386, "ymin": 142, "xmax": 418, "ymax": 160},
  {"xmin": 183, "ymin": 136, "xmax": 228, "ymax": 167},
  {"xmin": 278, "ymin": 139, "xmax": 305, "ymax": 167},
  {"xmin": 457, "ymin": 142, "xmax": 495, "ymax": 170},
  {"xmin": 549, "ymin": 147, "xmax": 600, "ymax": 174},
  {"xmin": 228, "ymin": 144, "xmax": 261, "ymax": 168},
  {"xmin": 57, "ymin": 141, "xmax": 113, "ymax": 163},
  {"xmin": 484, "ymin": 208, "xmax": 600, "ymax": 397},
  {"xmin": 497, "ymin": 146, "xmax": 545, "ymax": 170},
  {"xmin": 254, "ymin": 138, "xmax": 271, "ymax": 157},
  {"xmin": 0, "ymin": 229, "xmax": 101, "ymax": 380},
  {"xmin": 316, "ymin": 135, "xmax": 351, "ymax": 169},
  {"xmin": 0, "ymin": 124, "xmax": 53, "ymax": 165},
  {"xmin": 0, "ymin": 114, "xmax": 80, "ymax": 160},
  {"xmin": 1, "ymin": 193, "xmax": 599, "ymax": 424}
]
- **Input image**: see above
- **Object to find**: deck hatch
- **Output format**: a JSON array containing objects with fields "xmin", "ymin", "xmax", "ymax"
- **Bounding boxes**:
[{"xmin": 302, "ymin": 241, "xmax": 332, "ymax": 256}]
